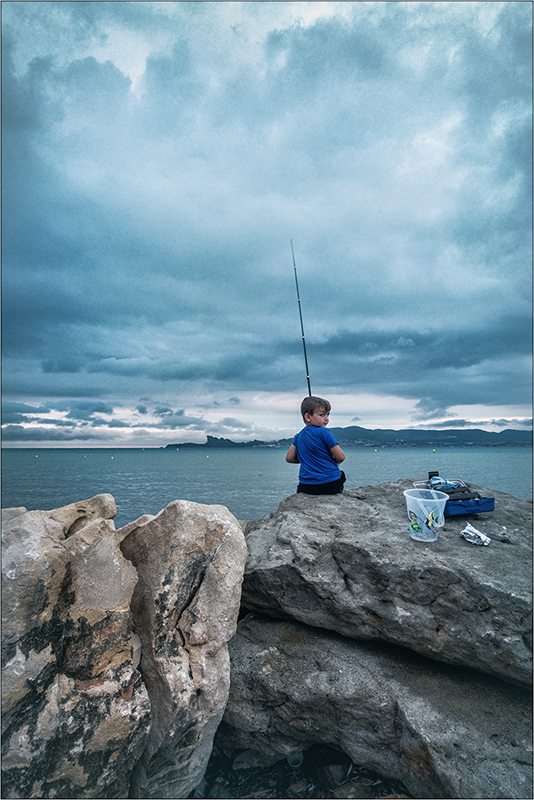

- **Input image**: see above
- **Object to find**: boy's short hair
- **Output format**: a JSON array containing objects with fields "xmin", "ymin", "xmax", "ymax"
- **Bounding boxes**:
[{"xmin": 300, "ymin": 396, "xmax": 331, "ymax": 420}]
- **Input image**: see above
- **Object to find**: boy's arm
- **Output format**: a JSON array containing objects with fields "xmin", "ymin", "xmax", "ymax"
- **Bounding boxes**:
[
  {"xmin": 330, "ymin": 444, "xmax": 345, "ymax": 463},
  {"xmin": 286, "ymin": 444, "xmax": 300, "ymax": 464}
]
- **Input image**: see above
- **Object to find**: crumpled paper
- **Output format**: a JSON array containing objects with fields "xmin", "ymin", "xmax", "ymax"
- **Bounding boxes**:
[{"xmin": 460, "ymin": 522, "xmax": 491, "ymax": 546}]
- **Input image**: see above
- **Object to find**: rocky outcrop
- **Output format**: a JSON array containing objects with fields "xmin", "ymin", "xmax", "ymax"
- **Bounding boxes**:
[
  {"xmin": 120, "ymin": 500, "xmax": 248, "ymax": 799},
  {"xmin": 221, "ymin": 615, "xmax": 532, "ymax": 800},
  {"xmin": 1, "ymin": 495, "xmax": 247, "ymax": 799},
  {"xmin": 2, "ymin": 495, "xmax": 149, "ymax": 799},
  {"xmin": 2, "ymin": 480, "xmax": 532, "ymax": 800},
  {"xmin": 242, "ymin": 481, "xmax": 533, "ymax": 686}
]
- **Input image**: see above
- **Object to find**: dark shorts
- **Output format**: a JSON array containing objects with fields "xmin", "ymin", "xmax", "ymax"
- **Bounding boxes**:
[{"xmin": 297, "ymin": 471, "xmax": 346, "ymax": 495}]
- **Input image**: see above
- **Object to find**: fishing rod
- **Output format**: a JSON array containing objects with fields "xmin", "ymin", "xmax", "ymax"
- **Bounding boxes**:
[{"xmin": 290, "ymin": 239, "xmax": 312, "ymax": 396}]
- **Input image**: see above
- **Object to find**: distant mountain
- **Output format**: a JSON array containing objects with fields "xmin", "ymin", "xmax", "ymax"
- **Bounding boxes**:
[
  {"xmin": 328, "ymin": 425, "xmax": 532, "ymax": 447},
  {"xmin": 165, "ymin": 427, "xmax": 532, "ymax": 449},
  {"xmin": 165, "ymin": 435, "xmax": 271, "ymax": 449}
]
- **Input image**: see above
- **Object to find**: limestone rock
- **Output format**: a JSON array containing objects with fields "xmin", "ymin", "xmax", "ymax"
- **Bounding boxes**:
[
  {"xmin": 221, "ymin": 615, "xmax": 532, "ymax": 800},
  {"xmin": 120, "ymin": 499, "xmax": 248, "ymax": 799},
  {"xmin": 116, "ymin": 514, "xmax": 155, "ymax": 542},
  {"xmin": 1, "ymin": 496, "xmax": 149, "ymax": 798},
  {"xmin": 2, "ymin": 495, "xmax": 248, "ymax": 799},
  {"xmin": 242, "ymin": 481, "xmax": 532, "ymax": 685},
  {"xmin": 46, "ymin": 493, "xmax": 117, "ymax": 536},
  {"xmin": 2, "ymin": 506, "xmax": 28, "ymax": 524}
]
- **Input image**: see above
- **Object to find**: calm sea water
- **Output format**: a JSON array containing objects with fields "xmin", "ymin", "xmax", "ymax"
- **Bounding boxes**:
[{"xmin": 2, "ymin": 446, "xmax": 532, "ymax": 529}]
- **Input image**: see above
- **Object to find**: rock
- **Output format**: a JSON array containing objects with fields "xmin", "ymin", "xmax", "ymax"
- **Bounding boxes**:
[
  {"xmin": 288, "ymin": 777, "xmax": 311, "ymax": 795},
  {"xmin": 1, "ymin": 496, "xmax": 150, "ymax": 799},
  {"xmin": 317, "ymin": 760, "xmax": 352, "ymax": 792},
  {"xmin": 199, "ymin": 738, "xmax": 410, "ymax": 799},
  {"xmin": 2, "ymin": 495, "xmax": 247, "ymax": 800},
  {"xmin": 46, "ymin": 493, "xmax": 117, "ymax": 535},
  {"xmin": 333, "ymin": 780, "xmax": 375, "ymax": 798},
  {"xmin": 116, "ymin": 514, "xmax": 155, "ymax": 542},
  {"xmin": 221, "ymin": 615, "xmax": 532, "ymax": 800},
  {"xmin": 242, "ymin": 481, "xmax": 532, "ymax": 686},
  {"xmin": 2, "ymin": 506, "xmax": 28, "ymax": 524},
  {"xmin": 232, "ymin": 749, "xmax": 272, "ymax": 770},
  {"xmin": 120, "ymin": 499, "xmax": 248, "ymax": 799}
]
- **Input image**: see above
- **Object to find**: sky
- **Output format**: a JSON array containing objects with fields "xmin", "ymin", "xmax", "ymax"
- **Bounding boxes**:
[{"xmin": 1, "ymin": 1, "xmax": 532, "ymax": 447}]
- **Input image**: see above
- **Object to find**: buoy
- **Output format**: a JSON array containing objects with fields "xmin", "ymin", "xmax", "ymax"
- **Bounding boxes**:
[
  {"xmin": 433, "ymin": 449, "xmax": 435, "ymax": 452},
  {"xmin": 111, "ymin": 456, "xmax": 114, "ymax": 459}
]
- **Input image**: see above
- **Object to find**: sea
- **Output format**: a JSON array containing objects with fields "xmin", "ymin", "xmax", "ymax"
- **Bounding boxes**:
[{"xmin": 2, "ymin": 445, "xmax": 532, "ymax": 528}]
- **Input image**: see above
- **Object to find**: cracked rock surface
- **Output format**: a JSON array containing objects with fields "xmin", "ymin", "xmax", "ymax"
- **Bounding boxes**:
[
  {"xmin": 120, "ymin": 499, "xmax": 247, "ymax": 799},
  {"xmin": 1, "ymin": 495, "xmax": 247, "ymax": 799},
  {"xmin": 2, "ymin": 495, "xmax": 149, "ymax": 799},
  {"xmin": 242, "ymin": 480, "xmax": 532, "ymax": 686},
  {"xmin": 221, "ymin": 614, "xmax": 532, "ymax": 800}
]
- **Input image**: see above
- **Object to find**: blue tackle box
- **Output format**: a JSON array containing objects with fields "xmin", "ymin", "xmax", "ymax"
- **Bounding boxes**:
[{"xmin": 413, "ymin": 479, "xmax": 495, "ymax": 517}]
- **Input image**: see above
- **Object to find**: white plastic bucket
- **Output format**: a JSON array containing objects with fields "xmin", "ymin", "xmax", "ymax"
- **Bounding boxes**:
[
  {"xmin": 403, "ymin": 488, "xmax": 448, "ymax": 542},
  {"xmin": 286, "ymin": 752, "xmax": 304, "ymax": 768}
]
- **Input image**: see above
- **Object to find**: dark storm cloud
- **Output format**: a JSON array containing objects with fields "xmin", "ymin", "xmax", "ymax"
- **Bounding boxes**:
[
  {"xmin": 2, "ymin": 401, "xmax": 51, "ymax": 416},
  {"xmin": 205, "ymin": 417, "xmax": 254, "ymax": 436},
  {"xmin": 89, "ymin": 418, "xmax": 131, "ymax": 428},
  {"xmin": 1, "ymin": 425, "xmax": 107, "ymax": 442},
  {"xmin": 289, "ymin": 314, "xmax": 532, "ymax": 413},
  {"xmin": 152, "ymin": 408, "xmax": 207, "ymax": 429},
  {"xmin": 1, "ymin": 2, "xmax": 531, "ymax": 443},
  {"xmin": 42, "ymin": 358, "xmax": 83, "ymax": 374},
  {"xmin": 412, "ymin": 399, "xmax": 453, "ymax": 422},
  {"xmin": 63, "ymin": 401, "xmax": 116, "ymax": 420}
]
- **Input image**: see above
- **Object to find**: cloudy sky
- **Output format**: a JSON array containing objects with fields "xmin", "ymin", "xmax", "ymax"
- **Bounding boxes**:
[{"xmin": 2, "ymin": 1, "xmax": 532, "ymax": 447}]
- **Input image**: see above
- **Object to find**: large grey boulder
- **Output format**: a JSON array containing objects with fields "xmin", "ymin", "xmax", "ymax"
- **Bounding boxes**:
[
  {"xmin": 120, "ymin": 499, "xmax": 248, "ymax": 799},
  {"xmin": 242, "ymin": 481, "xmax": 532, "ymax": 686},
  {"xmin": 221, "ymin": 615, "xmax": 532, "ymax": 800},
  {"xmin": 2, "ymin": 496, "xmax": 150, "ymax": 799}
]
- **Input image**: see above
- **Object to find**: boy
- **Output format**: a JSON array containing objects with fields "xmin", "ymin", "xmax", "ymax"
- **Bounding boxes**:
[{"xmin": 286, "ymin": 396, "xmax": 346, "ymax": 495}]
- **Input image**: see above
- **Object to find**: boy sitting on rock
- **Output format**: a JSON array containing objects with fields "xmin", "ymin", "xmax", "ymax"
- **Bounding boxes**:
[{"xmin": 286, "ymin": 396, "xmax": 346, "ymax": 495}]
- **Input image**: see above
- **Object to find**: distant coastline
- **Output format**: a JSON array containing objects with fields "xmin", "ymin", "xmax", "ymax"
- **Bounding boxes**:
[{"xmin": 165, "ymin": 427, "xmax": 533, "ymax": 450}]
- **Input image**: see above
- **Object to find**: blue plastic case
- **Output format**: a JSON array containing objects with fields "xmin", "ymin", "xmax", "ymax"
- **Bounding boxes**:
[
  {"xmin": 444, "ymin": 497, "xmax": 495, "ymax": 517},
  {"xmin": 413, "ymin": 480, "xmax": 494, "ymax": 517}
]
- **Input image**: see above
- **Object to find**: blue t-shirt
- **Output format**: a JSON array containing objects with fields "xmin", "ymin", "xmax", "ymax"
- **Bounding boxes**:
[{"xmin": 292, "ymin": 425, "xmax": 341, "ymax": 484}]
